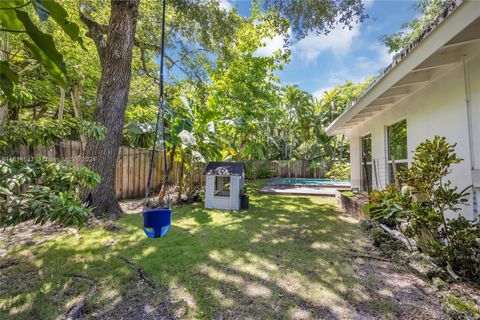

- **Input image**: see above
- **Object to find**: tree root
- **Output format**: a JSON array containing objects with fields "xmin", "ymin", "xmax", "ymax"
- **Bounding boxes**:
[
  {"xmin": 118, "ymin": 256, "xmax": 156, "ymax": 288},
  {"xmin": 446, "ymin": 263, "xmax": 461, "ymax": 281},
  {"xmin": 64, "ymin": 275, "xmax": 97, "ymax": 320}
]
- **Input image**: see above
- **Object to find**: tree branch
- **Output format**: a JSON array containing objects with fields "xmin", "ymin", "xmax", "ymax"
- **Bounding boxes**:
[
  {"xmin": 78, "ymin": 11, "xmax": 108, "ymax": 64},
  {"xmin": 134, "ymin": 38, "xmax": 192, "ymax": 78},
  {"xmin": 78, "ymin": 11, "xmax": 195, "ymax": 79},
  {"xmin": 133, "ymin": 38, "xmax": 175, "ymax": 65},
  {"xmin": 139, "ymin": 47, "xmax": 160, "ymax": 84}
]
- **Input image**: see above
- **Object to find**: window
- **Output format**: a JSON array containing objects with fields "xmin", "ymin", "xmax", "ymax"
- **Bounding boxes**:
[
  {"xmin": 361, "ymin": 134, "xmax": 372, "ymax": 192},
  {"xmin": 387, "ymin": 119, "xmax": 407, "ymax": 183},
  {"xmin": 214, "ymin": 176, "xmax": 231, "ymax": 197}
]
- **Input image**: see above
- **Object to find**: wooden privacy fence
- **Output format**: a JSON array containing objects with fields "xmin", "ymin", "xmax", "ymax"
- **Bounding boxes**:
[
  {"xmin": 18, "ymin": 141, "xmax": 332, "ymax": 200},
  {"xmin": 18, "ymin": 141, "xmax": 206, "ymax": 200},
  {"xmin": 246, "ymin": 160, "xmax": 331, "ymax": 179}
]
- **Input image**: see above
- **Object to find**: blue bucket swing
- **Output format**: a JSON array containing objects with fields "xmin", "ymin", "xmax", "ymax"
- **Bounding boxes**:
[{"xmin": 142, "ymin": 0, "xmax": 171, "ymax": 239}]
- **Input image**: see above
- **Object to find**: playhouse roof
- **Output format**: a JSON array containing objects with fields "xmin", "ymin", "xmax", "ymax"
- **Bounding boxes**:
[{"xmin": 205, "ymin": 162, "xmax": 245, "ymax": 176}]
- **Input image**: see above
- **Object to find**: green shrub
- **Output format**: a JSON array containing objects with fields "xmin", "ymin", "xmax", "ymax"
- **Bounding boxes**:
[
  {"xmin": 0, "ymin": 118, "xmax": 106, "ymax": 152},
  {"xmin": 246, "ymin": 166, "xmax": 275, "ymax": 179},
  {"xmin": 0, "ymin": 117, "xmax": 105, "ymax": 226},
  {"xmin": 441, "ymin": 217, "xmax": 480, "ymax": 282},
  {"xmin": 325, "ymin": 162, "xmax": 350, "ymax": 180},
  {"xmin": 0, "ymin": 156, "xmax": 100, "ymax": 226},
  {"xmin": 398, "ymin": 136, "xmax": 477, "ymax": 283},
  {"xmin": 123, "ymin": 104, "xmax": 157, "ymax": 148},
  {"xmin": 363, "ymin": 184, "xmax": 412, "ymax": 228}
]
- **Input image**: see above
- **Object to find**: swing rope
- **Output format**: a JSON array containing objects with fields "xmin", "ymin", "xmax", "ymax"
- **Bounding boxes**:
[{"xmin": 144, "ymin": 0, "xmax": 170, "ymax": 211}]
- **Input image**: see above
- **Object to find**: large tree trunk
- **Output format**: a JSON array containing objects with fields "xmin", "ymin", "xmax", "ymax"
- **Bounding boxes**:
[{"xmin": 82, "ymin": 0, "xmax": 140, "ymax": 218}]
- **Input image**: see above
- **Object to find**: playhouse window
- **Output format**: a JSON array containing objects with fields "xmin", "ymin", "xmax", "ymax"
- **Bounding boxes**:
[{"xmin": 215, "ymin": 176, "xmax": 231, "ymax": 197}]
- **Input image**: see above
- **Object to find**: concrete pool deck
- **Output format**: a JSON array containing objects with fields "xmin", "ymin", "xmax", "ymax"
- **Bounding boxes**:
[{"xmin": 260, "ymin": 184, "xmax": 350, "ymax": 196}]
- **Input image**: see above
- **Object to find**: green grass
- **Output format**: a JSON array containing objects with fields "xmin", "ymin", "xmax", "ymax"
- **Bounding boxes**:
[{"xmin": 1, "ymin": 180, "xmax": 388, "ymax": 319}]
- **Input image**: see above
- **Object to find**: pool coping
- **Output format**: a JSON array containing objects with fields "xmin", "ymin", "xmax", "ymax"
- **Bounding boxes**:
[
  {"xmin": 259, "ymin": 184, "xmax": 351, "ymax": 196},
  {"xmin": 260, "ymin": 178, "xmax": 351, "ymax": 196}
]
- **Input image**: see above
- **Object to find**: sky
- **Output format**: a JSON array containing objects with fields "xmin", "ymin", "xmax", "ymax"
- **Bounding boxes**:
[{"xmin": 218, "ymin": 0, "xmax": 419, "ymax": 98}]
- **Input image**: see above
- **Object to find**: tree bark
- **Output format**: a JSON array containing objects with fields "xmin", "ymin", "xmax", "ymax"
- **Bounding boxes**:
[
  {"xmin": 82, "ymin": 0, "xmax": 140, "ymax": 218},
  {"xmin": 0, "ymin": 31, "xmax": 9, "ymax": 125}
]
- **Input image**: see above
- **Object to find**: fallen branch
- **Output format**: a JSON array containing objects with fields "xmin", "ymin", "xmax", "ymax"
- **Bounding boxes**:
[
  {"xmin": 379, "ymin": 223, "xmax": 418, "ymax": 251},
  {"xmin": 446, "ymin": 263, "xmax": 461, "ymax": 281},
  {"xmin": 64, "ymin": 275, "xmax": 97, "ymax": 320},
  {"xmin": 118, "ymin": 256, "xmax": 156, "ymax": 288}
]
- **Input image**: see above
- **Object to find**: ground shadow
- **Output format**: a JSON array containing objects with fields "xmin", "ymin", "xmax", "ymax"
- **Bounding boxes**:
[{"xmin": 0, "ymin": 186, "xmax": 445, "ymax": 319}]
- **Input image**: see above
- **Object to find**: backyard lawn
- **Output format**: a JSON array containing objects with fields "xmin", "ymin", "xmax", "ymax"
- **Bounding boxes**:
[{"xmin": 1, "ymin": 181, "xmax": 443, "ymax": 319}]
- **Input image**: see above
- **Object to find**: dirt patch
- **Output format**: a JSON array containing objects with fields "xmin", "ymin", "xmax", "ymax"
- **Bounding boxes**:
[
  {"xmin": 350, "ymin": 242, "xmax": 445, "ymax": 319},
  {"xmin": 359, "ymin": 219, "xmax": 480, "ymax": 319},
  {"xmin": 0, "ymin": 221, "xmax": 73, "ymax": 255},
  {"xmin": 120, "ymin": 199, "xmax": 144, "ymax": 214}
]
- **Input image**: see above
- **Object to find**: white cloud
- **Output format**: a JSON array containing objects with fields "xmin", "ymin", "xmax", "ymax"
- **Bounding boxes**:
[
  {"xmin": 311, "ymin": 41, "xmax": 393, "ymax": 98},
  {"xmin": 217, "ymin": 0, "xmax": 232, "ymax": 11},
  {"xmin": 253, "ymin": 34, "xmax": 286, "ymax": 57},
  {"xmin": 294, "ymin": 23, "xmax": 360, "ymax": 63},
  {"xmin": 313, "ymin": 86, "xmax": 334, "ymax": 99},
  {"xmin": 353, "ymin": 42, "xmax": 393, "ymax": 73}
]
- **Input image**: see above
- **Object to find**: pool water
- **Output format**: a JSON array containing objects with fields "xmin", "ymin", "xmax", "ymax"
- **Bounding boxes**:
[{"xmin": 269, "ymin": 178, "xmax": 350, "ymax": 187}]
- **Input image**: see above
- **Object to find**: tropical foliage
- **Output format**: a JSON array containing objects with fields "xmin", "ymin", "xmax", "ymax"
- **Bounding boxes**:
[
  {"xmin": 1, "ymin": 0, "xmax": 371, "ymax": 222},
  {"xmin": 364, "ymin": 136, "xmax": 479, "ymax": 283},
  {"xmin": 381, "ymin": 0, "xmax": 453, "ymax": 53}
]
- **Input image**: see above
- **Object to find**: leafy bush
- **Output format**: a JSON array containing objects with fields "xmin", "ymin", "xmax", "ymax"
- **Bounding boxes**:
[
  {"xmin": 0, "ymin": 116, "xmax": 105, "ymax": 226},
  {"xmin": 0, "ymin": 118, "xmax": 106, "ymax": 153},
  {"xmin": 363, "ymin": 184, "xmax": 412, "ymax": 228},
  {"xmin": 246, "ymin": 166, "xmax": 275, "ymax": 179},
  {"xmin": 325, "ymin": 162, "xmax": 350, "ymax": 180},
  {"xmin": 440, "ymin": 216, "xmax": 480, "ymax": 282},
  {"xmin": 384, "ymin": 135, "xmax": 478, "ymax": 283},
  {"xmin": 123, "ymin": 104, "xmax": 157, "ymax": 148},
  {"xmin": 0, "ymin": 157, "xmax": 100, "ymax": 226}
]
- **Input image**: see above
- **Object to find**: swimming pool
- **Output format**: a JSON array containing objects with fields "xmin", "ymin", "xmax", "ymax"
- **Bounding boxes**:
[{"xmin": 269, "ymin": 178, "xmax": 350, "ymax": 187}]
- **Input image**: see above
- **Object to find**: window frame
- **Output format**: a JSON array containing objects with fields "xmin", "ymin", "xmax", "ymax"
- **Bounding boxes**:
[
  {"xmin": 386, "ymin": 119, "xmax": 408, "ymax": 184},
  {"xmin": 361, "ymin": 133, "xmax": 373, "ymax": 192},
  {"xmin": 214, "ymin": 176, "xmax": 231, "ymax": 197}
]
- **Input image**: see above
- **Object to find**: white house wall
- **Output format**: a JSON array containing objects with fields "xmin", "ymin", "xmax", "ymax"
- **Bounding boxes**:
[{"xmin": 348, "ymin": 53, "xmax": 480, "ymax": 220}]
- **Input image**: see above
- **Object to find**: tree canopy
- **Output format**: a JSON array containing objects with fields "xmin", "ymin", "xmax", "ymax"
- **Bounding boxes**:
[
  {"xmin": 381, "ymin": 0, "xmax": 452, "ymax": 53},
  {"xmin": 1, "ymin": 0, "xmax": 373, "ymax": 223}
]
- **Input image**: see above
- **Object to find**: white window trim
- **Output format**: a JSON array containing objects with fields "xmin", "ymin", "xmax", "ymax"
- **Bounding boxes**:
[
  {"xmin": 361, "ymin": 134, "xmax": 373, "ymax": 191},
  {"xmin": 386, "ymin": 119, "xmax": 408, "ymax": 183}
]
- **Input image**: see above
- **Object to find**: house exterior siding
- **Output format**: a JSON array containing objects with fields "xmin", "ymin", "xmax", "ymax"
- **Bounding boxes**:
[{"xmin": 348, "ymin": 53, "xmax": 480, "ymax": 220}]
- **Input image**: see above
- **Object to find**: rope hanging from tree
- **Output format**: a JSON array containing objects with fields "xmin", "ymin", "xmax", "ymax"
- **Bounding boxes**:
[{"xmin": 142, "ymin": 0, "xmax": 172, "ymax": 238}]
